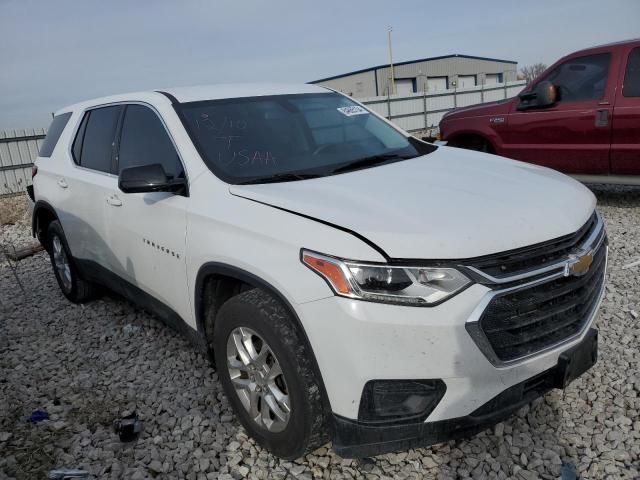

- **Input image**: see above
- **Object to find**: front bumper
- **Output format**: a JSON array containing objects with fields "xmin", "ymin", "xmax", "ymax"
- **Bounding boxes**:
[
  {"xmin": 332, "ymin": 329, "xmax": 598, "ymax": 458},
  {"xmin": 296, "ymin": 267, "xmax": 603, "ymax": 456},
  {"xmin": 297, "ymin": 281, "xmax": 600, "ymax": 419}
]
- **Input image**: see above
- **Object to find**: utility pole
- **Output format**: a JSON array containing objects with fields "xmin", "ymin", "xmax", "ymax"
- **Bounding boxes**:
[
  {"xmin": 387, "ymin": 26, "xmax": 396, "ymax": 96},
  {"xmin": 417, "ymin": 72, "xmax": 428, "ymax": 130}
]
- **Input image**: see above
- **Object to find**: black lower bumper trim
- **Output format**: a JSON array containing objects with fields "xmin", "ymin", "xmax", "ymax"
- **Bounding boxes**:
[{"xmin": 332, "ymin": 329, "xmax": 598, "ymax": 458}]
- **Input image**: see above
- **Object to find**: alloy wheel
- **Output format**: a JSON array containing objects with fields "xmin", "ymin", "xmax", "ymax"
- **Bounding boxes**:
[
  {"xmin": 226, "ymin": 327, "xmax": 291, "ymax": 432},
  {"xmin": 52, "ymin": 235, "xmax": 72, "ymax": 292}
]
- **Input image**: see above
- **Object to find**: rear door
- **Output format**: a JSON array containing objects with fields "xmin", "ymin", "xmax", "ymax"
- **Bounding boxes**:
[
  {"xmin": 395, "ymin": 79, "xmax": 414, "ymax": 96},
  {"xmin": 104, "ymin": 103, "xmax": 191, "ymax": 322},
  {"xmin": 485, "ymin": 73, "xmax": 501, "ymax": 86},
  {"xmin": 427, "ymin": 77, "xmax": 447, "ymax": 92},
  {"xmin": 458, "ymin": 75, "xmax": 476, "ymax": 88},
  {"xmin": 502, "ymin": 52, "xmax": 614, "ymax": 174},
  {"xmin": 611, "ymin": 46, "xmax": 640, "ymax": 174},
  {"xmin": 55, "ymin": 105, "xmax": 122, "ymax": 266}
]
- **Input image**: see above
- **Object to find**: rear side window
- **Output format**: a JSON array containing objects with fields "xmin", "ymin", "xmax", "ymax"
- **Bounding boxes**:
[
  {"xmin": 72, "ymin": 113, "xmax": 89, "ymax": 164},
  {"xmin": 39, "ymin": 112, "xmax": 72, "ymax": 157},
  {"xmin": 541, "ymin": 53, "xmax": 611, "ymax": 102},
  {"xmin": 117, "ymin": 105, "xmax": 184, "ymax": 179},
  {"xmin": 72, "ymin": 106, "xmax": 122, "ymax": 173},
  {"xmin": 623, "ymin": 47, "xmax": 640, "ymax": 97}
]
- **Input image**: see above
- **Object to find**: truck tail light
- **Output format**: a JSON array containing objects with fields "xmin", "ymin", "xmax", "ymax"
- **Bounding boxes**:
[{"xmin": 32, "ymin": 165, "xmax": 38, "ymax": 178}]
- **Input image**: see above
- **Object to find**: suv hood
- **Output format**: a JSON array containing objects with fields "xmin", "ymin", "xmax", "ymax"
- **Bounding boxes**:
[{"xmin": 230, "ymin": 146, "xmax": 596, "ymax": 259}]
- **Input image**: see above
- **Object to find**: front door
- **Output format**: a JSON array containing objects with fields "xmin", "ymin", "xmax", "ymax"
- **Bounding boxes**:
[
  {"xmin": 104, "ymin": 103, "xmax": 192, "ymax": 323},
  {"xmin": 611, "ymin": 46, "xmax": 640, "ymax": 175},
  {"xmin": 502, "ymin": 52, "xmax": 614, "ymax": 174}
]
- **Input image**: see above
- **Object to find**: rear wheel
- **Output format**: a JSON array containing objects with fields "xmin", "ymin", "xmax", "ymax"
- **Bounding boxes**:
[
  {"xmin": 47, "ymin": 220, "xmax": 98, "ymax": 303},
  {"xmin": 213, "ymin": 289, "xmax": 329, "ymax": 459}
]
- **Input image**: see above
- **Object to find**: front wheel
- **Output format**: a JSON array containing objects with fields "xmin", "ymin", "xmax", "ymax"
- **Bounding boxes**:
[
  {"xmin": 213, "ymin": 289, "xmax": 329, "ymax": 459},
  {"xmin": 449, "ymin": 136, "xmax": 494, "ymax": 154}
]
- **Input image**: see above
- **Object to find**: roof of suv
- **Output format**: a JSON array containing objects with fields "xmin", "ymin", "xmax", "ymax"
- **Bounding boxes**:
[
  {"xmin": 56, "ymin": 83, "xmax": 332, "ymax": 115},
  {"xmin": 160, "ymin": 83, "xmax": 330, "ymax": 103}
]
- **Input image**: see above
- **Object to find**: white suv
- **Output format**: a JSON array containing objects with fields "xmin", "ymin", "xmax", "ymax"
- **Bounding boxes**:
[{"xmin": 32, "ymin": 84, "xmax": 607, "ymax": 459}]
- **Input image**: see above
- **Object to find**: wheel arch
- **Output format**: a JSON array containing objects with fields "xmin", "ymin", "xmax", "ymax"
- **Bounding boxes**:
[
  {"xmin": 195, "ymin": 262, "xmax": 334, "ymax": 413},
  {"xmin": 32, "ymin": 200, "xmax": 60, "ymax": 248},
  {"xmin": 447, "ymin": 131, "xmax": 497, "ymax": 153}
]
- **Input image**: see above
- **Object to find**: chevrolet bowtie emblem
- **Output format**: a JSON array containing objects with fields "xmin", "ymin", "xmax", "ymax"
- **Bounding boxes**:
[{"xmin": 565, "ymin": 252, "xmax": 594, "ymax": 277}]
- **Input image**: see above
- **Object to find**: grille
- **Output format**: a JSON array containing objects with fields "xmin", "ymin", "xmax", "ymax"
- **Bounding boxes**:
[
  {"xmin": 467, "ymin": 212, "xmax": 599, "ymax": 280},
  {"xmin": 477, "ymin": 241, "xmax": 606, "ymax": 362}
]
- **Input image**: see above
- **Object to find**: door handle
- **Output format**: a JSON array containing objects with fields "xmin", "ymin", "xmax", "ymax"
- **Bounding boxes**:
[
  {"xmin": 595, "ymin": 109, "xmax": 609, "ymax": 127},
  {"xmin": 106, "ymin": 195, "xmax": 122, "ymax": 207},
  {"xmin": 57, "ymin": 178, "xmax": 68, "ymax": 189}
]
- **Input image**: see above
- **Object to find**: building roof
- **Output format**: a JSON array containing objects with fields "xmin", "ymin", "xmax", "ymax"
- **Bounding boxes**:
[{"xmin": 310, "ymin": 54, "xmax": 518, "ymax": 83}]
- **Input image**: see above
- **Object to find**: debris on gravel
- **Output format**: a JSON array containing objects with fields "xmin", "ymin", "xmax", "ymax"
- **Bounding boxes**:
[
  {"xmin": 0, "ymin": 194, "xmax": 32, "ymax": 250},
  {"xmin": 1, "ymin": 186, "xmax": 639, "ymax": 479}
]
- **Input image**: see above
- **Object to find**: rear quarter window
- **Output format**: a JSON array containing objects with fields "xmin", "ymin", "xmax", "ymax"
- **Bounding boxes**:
[{"xmin": 39, "ymin": 112, "xmax": 72, "ymax": 157}]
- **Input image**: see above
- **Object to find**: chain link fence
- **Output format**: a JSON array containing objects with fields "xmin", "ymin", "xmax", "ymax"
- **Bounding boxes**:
[
  {"xmin": 0, "ymin": 128, "xmax": 46, "ymax": 196},
  {"xmin": 360, "ymin": 78, "xmax": 526, "ymax": 138}
]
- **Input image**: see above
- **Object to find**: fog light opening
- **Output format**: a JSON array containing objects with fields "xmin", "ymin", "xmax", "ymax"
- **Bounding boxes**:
[{"xmin": 358, "ymin": 379, "xmax": 446, "ymax": 425}]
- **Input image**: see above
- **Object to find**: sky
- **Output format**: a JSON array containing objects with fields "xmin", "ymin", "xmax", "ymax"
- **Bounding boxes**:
[{"xmin": 1, "ymin": 0, "xmax": 638, "ymax": 130}]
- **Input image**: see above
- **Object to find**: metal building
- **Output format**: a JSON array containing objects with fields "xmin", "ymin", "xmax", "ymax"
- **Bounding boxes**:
[{"xmin": 310, "ymin": 54, "xmax": 518, "ymax": 98}]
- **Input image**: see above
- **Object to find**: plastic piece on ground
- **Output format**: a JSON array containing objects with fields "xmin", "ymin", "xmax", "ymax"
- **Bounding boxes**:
[
  {"xmin": 27, "ymin": 409, "xmax": 49, "ymax": 423},
  {"xmin": 560, "ymin": 462, "xmax": 578, "ymax": 480},
  {"xmin": 113, "ymin": 411, "xmax": 143, "ymax": 442},
  {"xmin": 48, "ymin": 468, "xmax": 89, "ymax": 479}
]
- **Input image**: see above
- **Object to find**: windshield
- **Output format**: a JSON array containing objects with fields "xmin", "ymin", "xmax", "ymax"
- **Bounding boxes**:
[{"xmin": 178, "ymin": 92, "xmax": 435, "ymax": 184}]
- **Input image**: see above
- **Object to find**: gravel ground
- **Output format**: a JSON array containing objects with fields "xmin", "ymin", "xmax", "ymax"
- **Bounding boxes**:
[{"xmin": 1, "ymin": 187, "xmax": 639, "ymax": 480}]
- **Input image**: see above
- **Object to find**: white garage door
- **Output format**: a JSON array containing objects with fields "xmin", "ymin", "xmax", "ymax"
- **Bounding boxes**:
[
  {"xmin": 458, "ymin": 75, "xmax": 476, "ymax": 88},
  {"xmin": 395, "ymin": 79, "xmax": 414, "ymax": 95},
  {"xmin": 427, "ymin": 77, "xmax": 448, "ymax": 92},
  {"xmin": 485, "ymin": 73, "xmax": 501, "ymax": 85}
]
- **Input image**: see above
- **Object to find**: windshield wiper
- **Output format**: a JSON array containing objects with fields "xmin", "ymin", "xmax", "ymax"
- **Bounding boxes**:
[
  {"xmin": 238, "ymin": 172, "xmax": 323, "ymax": 185},
  {"xmin": 330, "ymin": 154, "xmax": 414, "ymax": 174},
  {"xmin": 239, "ymin": 153, "xmax": 414, "ymax": 184}
]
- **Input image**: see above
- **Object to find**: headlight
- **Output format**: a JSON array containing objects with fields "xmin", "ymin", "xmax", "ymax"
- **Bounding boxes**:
[{"xmin": 302, "ymin": 250, "xmax": 471, "ymax": 306}]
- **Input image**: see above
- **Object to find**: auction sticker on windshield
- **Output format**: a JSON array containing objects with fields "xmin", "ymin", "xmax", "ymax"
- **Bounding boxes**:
[{"xmin": 337, "ymin": 106, "xmax": 369, "ymax": 116}]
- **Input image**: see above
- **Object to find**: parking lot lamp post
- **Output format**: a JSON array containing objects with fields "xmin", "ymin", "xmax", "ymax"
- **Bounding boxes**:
[
  {"xmin": 417, "ymin": 73, "xmax": 429, "ymax": 130},
  {"xmin": 387, "ymin": 27, "xmax": 396, "ymax": 95}
]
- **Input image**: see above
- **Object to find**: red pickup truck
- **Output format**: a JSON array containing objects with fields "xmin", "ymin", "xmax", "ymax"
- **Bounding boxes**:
[{"xmin": 439, "ymin": 38, "xmax": 640, "ymax": 184}]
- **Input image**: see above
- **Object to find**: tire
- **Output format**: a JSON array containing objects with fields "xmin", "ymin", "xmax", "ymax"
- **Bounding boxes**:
[
  {"xmin": 214, "ymin": 288, "xmax": 329, "ymax": 459},
  {"xmin": 451, "ymin": 136, "xmax": 494, "ymax": 154},
  {"xmin": 47, "ymin": 220, "xmax": 98, "ymax": 303}
]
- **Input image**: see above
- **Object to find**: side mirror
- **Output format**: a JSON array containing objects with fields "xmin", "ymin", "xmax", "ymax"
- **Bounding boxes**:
[
  {"xmin": 517, "ymin": 81, "xmax": 558, "ymax": 111},
  {"xmin": 118, "ymin": 164, "xmax": 186, "ymax": 194}
]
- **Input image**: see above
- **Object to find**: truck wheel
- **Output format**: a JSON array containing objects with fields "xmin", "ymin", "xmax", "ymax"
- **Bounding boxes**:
[
  {"xmin": 451, "ymin": 136, "xmax": 494, "ymax": 154},
  {"xmin": 47, "ymin": 220, "xmax": 98, "ymax": 303},
  {"xmin": 214, "ymin": 288, "xmax": 329, "ymax": 459}
]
